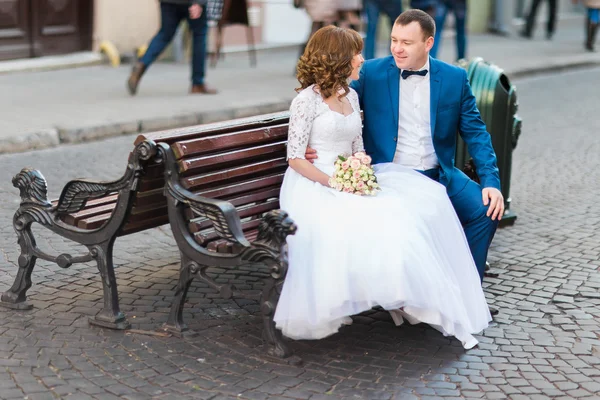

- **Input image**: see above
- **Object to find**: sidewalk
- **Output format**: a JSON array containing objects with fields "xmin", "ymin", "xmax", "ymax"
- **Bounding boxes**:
[{"xmin": 1, "ymin": 16, "xmax": 598, "ymax": 154}]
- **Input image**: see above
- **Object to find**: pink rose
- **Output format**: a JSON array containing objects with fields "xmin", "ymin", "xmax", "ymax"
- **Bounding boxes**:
[
  {"xmin": 353, "ymin": 170, "xmax": 361, "ymax": 179},
  {"xmin": 354, "ymin": 151, "xmax": 366, "ymax": 158},
  {"xmin": 341, "ymin": 161, "xmax": 350, "ymax": 171},
  {"xmin": 343, "ymin": 187, "xmax": 353, "ymax": 193},
  {"xmin": 356, "ymin": 181, "xmax": 366, "ymax": 190},
  {"xmin": 361, "ymin": 155, "xmax": 372, "ymax": 165},
  {"xmin": 350, "ymin": 159, "xmax": 361, "ymax": 170}
]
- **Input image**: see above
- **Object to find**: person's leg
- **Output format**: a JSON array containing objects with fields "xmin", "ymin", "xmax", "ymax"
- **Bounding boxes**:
[
  {"xmin": 522, "ymin": 0, "xmax": 542, "ymax": 37},
  {"xmin": 453, "ymin": 1, "xmax": 467, "ymax": 60},
  {"xmin": 140, "ymin": 3, "xmax": 184, "ymax": 67},
  {"xmin": 128, "ymin": 3, "xmax": 184, "ymax": 95},
  {"xmin": 430, "ymin": 2, "xmax": 448, "ymax": 58},
  {"xmin": 364, "ymin": 0, "xmax": 380, "ymax": 60},
  {"xmin": 376, "ymin": 0, "xmax": 403, "ymax": 59},
  {"xmin": 187, "ymin": 5, "xmax": 216, "ymax": 93},
  {"xmin": 546, "ymin": 0, "xmax": 558, "ymax": 39},
  {"xmin": 448, "ymin": 180, "xmax": 499, "ymax": 282},
  {"xmin": 380, "ymin": 0, "xmax": 403, "ymax": 21},
  {"xmin": 587, "ymin": 8, "xmax": 600, "ymax": 51}
]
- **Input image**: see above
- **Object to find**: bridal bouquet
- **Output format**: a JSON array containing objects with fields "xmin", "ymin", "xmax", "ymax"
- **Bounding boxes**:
[{"xmin": 328, "ymin": 152, "xmax": 380, "ymax": 196}]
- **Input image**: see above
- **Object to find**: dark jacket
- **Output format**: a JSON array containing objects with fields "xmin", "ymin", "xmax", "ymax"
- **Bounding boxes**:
[{"xmin": 160, "ymin": 0, "xmax": 206, "ymax": 5}]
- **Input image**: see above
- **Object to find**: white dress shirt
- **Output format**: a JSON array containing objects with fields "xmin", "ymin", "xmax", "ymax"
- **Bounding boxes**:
[{"xmin": 393, "ymin": 60, "xmax": 439, "ymax": 171}]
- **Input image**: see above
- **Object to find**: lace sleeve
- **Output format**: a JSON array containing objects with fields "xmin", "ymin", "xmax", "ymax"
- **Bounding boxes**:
[
  {"xmin": 352, "ymin": 134, "xmax": 365, "ymax": 154},
  {"xmin": 287, "ymin": 92, "xmax": 316, "ymax": 160},
  {"xmin": 349, "ymin": 89, "xmax": 365, "ymax": 154}
]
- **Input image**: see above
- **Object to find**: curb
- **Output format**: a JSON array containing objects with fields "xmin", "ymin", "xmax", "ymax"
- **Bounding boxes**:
[
  {"xmin": 0, "ymin": 52, "xmax": 104, "ymax": 75},
  {"xmin": 508, "ymin": 60, "xmax": 600, "ymax": 79},
  {"xmin": 1, "ymin": 60, "xmax": 598, "ymax": 155},
  {"xmin": 0, "ymin": 100, "xmax": 293, "ymax": 155}
]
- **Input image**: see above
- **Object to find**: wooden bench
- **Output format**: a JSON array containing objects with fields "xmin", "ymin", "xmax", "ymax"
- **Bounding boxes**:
[
  {"xmin": 1, "ymin": 109, "xmax": 497, "ymax": 363},
  {"xmin": 1, "ymin": 111, "xmax": 300, "ymax": 361}
]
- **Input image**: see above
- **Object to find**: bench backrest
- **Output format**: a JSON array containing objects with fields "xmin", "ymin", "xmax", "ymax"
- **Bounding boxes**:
[
  {"xmin": 136, "ymin": 112, "xmax": 290, "ymax": 248},
  {"xmin": 62, "ymin": 112, "xmax": 291, "ymax": 246}
]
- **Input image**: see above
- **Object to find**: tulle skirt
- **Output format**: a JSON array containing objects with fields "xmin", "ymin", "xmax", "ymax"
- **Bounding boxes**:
[{"xmin": 273, "ymin": 161, "xmax": 491, "ymax": 349}]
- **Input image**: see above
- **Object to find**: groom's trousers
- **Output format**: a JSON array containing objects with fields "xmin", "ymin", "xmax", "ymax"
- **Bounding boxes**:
[{"xmin": 421, "ymin": 168, "xmax": 498, "ymax": 282}]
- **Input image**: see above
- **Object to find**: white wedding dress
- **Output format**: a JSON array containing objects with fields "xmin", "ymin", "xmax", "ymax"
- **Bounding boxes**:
[{"xmin": 273, "ymin": 86, "xmax": 491, "ymax": 349}]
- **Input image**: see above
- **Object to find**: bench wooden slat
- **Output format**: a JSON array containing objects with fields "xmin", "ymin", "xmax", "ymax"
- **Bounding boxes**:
[
  {"xmin": 182, "ymin": 158, "xmax": 287, "ymax": 191},
  {"xmin": 189, "ymin": 198, "xmax": 280, "ymax": 233},
  {"xmin": 52, "ymin": 193, "xmax": 119, "ymax": 208},
  {"xmin": 172, "ymin": 124, "xmax": 289, "ymax": 159},
  {"xmin": 186, "ymin": 185, "xmax": 280, "ymax": 223},
  {"xmin": 196, "ymin": 173, "xmax": 284, "ymax": 200},
  {"xmin": 206, "ymin": 229, "xmax": 261, "ymax": 253},
  {"xmin": 64, "ymin": 202, "xmax": 118, "ymax": 226},
  {"xmin": 198, "ymin": 219, "xmax": 262, "ymax": 247},
  {"xmin": 76, "ymin": 204, "xmax": 169, "ymax": 231},
  {"xmin": 134, "ymin": 111, "xmax": 289, "ymax": 146},
  {"xmin": 179, "ymin": 141, "xmax": 287, "ymax": 175}
]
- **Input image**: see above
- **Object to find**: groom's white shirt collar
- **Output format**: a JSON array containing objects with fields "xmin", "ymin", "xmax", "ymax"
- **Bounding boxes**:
[
  {"xmin": 400, "ymin": 59, "xmax": 430, "ymax": 75},
  {"xmin": 394, "ymin": 58, "xmax": 439, "ymax": 171}
]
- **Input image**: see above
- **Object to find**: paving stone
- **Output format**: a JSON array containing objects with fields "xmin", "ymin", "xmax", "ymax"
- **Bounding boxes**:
[{"xmin": 0, "ymin": 66, "xmax": 600, "ymax": 399}]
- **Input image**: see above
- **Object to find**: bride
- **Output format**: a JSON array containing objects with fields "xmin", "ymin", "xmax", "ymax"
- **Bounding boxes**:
[{"xmin": 273, "ymin": 26, "xmax": 491, "ymax": 349}]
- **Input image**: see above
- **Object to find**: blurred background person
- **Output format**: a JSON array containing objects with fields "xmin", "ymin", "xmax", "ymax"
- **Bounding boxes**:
[
  {"xmin": 296, "ymin": 0, "xmax": 338, "ymax": 63},
  {"xmin": 430, "ymin": 0, "xmax": 467, "ymax": 61},
  {"xmin": 410, "ymin": 0, "xmax": 437, "ymax": 17},
  {"xmin": 337, "ymin": 0, "xmax": 363, "ymax": 30},
  {"xmin": 520, "ymin": 0, "xmax": 558, "ymax": 40},
  {"xmin": 573, "ymin": 0, "xmax": 600, "ymax": 51},
  {"xmin": 127, "ymin": 0, "xmax": 216, "ymax": 96},
  {"xmin": 489, "ymin": 0, "xmax": 510, "ymax": 36},
  {"xmin": 363, "ymin": 0, "xmax": 403, "ymax": 59}
]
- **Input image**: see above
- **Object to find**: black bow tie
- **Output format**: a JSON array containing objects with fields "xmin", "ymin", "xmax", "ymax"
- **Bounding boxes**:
[{"xmin": 401, "ymin": 69, "xmax": 428, "ymax": 79}]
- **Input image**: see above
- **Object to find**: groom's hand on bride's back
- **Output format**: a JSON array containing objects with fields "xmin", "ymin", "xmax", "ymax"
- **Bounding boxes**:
[{"xmin": 305, "ymin": 147, "xmax": 318, "ymax": 163}]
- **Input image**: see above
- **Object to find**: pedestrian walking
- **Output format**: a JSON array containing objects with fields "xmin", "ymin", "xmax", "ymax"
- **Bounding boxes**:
[
  {"xmin": 520, "ymin": 0, "xmax": 558, "ymax": 40},
  {"xmin": 573, "ymin": 0, "xmax": 600, "ymax": 51},
  {"xmin": 127, "ymin": 0, "xmax": 217, "ymax": 96},
  {"xmin": 363, "ymin": 0, "xmax": 403, "ymax": 59},
  {"xmin": 430, "ymin": 0, "xmax": 467, "ymax": 61}
]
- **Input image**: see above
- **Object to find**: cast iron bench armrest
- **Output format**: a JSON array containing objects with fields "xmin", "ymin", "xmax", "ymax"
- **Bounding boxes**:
[{"xmin": 157, "ymin": 141, "xmax": 251, "ymax": 249}]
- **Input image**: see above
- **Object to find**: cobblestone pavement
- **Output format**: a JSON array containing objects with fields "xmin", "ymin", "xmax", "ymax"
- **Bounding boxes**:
[{"xmin": 0, "ymin": 67, "xmax": 599, "ymax": 400}]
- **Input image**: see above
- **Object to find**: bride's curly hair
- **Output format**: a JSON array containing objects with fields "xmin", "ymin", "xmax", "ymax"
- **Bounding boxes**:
[{"xmin": 296, "ymin": 26, "xmax": 363, "ymax": 100}]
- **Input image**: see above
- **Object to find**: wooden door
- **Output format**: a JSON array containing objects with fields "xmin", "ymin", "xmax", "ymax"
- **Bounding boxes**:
[
  {"xmin": 0, "ymin": 0, "xmax": 92, "ymax": 61},
  {"xmin": 0, "ymin": 0, "xmax": 32, "ymax": 60},
  {"xmin": 31, "ymin": 0, "xmax": 93, "ymax": 57}
]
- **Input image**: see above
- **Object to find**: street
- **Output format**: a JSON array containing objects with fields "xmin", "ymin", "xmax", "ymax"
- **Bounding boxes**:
[{"xmin": 0, "ymin": 66, "xmax": 599, "ymax": 399}]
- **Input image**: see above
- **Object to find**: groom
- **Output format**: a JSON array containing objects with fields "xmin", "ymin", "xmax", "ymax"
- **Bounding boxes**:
[{"xmin": 306, "ymin": 10, "xmax": 504, "ymax": 291}]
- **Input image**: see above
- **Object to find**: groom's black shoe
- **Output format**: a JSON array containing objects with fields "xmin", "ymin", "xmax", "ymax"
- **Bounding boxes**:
[{"xmin": 489, "ymin": 307, "xmax": 499, "ymax": 317}]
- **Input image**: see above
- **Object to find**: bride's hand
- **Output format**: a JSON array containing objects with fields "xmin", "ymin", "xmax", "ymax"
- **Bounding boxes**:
[{"xmin": 305, "ymin": 147, "xmax": 318, "ymax": 164}]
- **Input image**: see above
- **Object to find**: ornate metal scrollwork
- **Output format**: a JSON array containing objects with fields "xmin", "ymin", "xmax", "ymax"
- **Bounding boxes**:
[
  {"xmin": 136, "ymin": 139, "xmax": 158, "ymax": 161},
  {"xmin": 254, "ymin": 210, "xmax": 297, "ymax": 251},
  {"xmin": 12, "ymin": 168, "xmax": 53, "ymax": 227},
  {"xmin": 2, "ymin": 140, "xmax": 163, "ymax": 329}
]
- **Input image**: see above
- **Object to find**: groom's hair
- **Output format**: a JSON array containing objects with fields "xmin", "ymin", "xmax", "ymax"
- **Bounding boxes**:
[{"xmin": 394, "ymin": 9, "xmax": 436, "ymax": 40}]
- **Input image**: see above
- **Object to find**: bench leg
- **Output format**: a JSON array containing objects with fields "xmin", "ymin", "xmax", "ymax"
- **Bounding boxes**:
[
  {"xmin": 261, "ymin": 277, "xmax": 301, "ymax": 365},
  {"xmin": 88, "ymin": 239, "xmax": 130, "ymax": 330},
  {"xmin": 0, "ymin": 224, "xmax": 38, "ymax": 310},
  {"xmin": 162, "ymin": 255, "xmax": 199, "ymax": 338}
]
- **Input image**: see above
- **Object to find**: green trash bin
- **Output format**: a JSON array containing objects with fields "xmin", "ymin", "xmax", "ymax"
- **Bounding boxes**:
[{"xmin": 455, "ymin": 57, "xmax": 522, "ymax": 227}]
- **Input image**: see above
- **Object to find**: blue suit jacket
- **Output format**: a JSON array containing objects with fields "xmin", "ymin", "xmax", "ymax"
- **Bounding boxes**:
[{"xmin": 350, "ymin": 56, "xmax": 500, "ymax": 196}]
